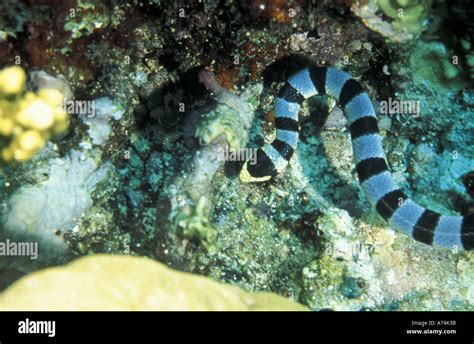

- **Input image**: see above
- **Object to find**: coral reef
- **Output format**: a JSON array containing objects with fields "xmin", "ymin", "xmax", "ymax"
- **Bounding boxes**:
[
  {"xmin": 78, "ymin": 97, "xmax": 125, "ymax": 146},
  {"xmin": 460, "ymin": 38, "xmax": 474, "ymax": 80},
  {"xmin": 406, "ymin": 41, "xmax": 466, "ymax": 91},
  {"xmin": 0, "ymin": 94, "xmax": 122, "ymax": 278},
  {"xmin": 162, "ymin": 69, "xmax": 256, "ymax": 251},
  {"xmin": 176, "ymin": 196, "xmax": 217, "ymax": 252},
  {"xmin": 351, "ymin": 0, "xmax": 432, "ymax": 42},
  {"xmin": 0, "ymin": 66, "xmax": 68, "ymax": 164},
  {"xmin": 195, "ymin": 104, "xmax": 248, "ymax": 151},
  {"xmin": 377, "ymin": 0, "xmax": 432, "ymax": 32},
  {"xmin": 63, "ymin": 0, "xmax": 111, "ymax": 43},
  {"xmin": 0, "ymin": 0, "xmax": 472, "ymax": 312},
  {"xmin": 1, "ymin": 149, "xmax": 111, "ymax": 262}
]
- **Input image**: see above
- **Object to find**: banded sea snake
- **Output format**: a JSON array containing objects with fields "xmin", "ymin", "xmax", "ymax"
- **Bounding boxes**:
[{"xmin": 239, "ymin": 66, "xmax": 473, "ymax": 251}]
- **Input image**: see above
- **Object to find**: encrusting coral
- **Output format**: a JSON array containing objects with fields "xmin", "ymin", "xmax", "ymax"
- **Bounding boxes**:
[
  {"xmin": 165, "ymin": 69, "xmax": 256, "ymax": 251},
  {"xmin": 0, "ymin": 66, "xmax": 68, "ymax": 164},
  {"xmin": 377, "ymin": 0, "xmax": 432, "ymax": 32},
  {"xmin": 351, "ymin": 0, "xmax": 432, "ymax": 42},
  {"xmin": 0, "ymin": 254, "xmax": 307, "ymax": 311},
  {"xmin": 1, "ymin": 95, "xmax": 122, "ymax": 271},
  {"xmin": 176, "ymin": 196, "xmax": 218, "ymax": 253}
]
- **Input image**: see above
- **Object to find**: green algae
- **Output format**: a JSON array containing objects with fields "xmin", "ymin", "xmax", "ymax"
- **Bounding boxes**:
[
  {"xmin": 176, "ymin": 196, "xmax": 217, "ymax": 253},
  {"xmin": 64, "ymin": 0, "xmax": 111, "ymax": 42},
  {"xmin": 195, "ymin": 104, "xmax": 248, "ymax": 149},
  {"xmin": 407, "ymin": 41, "xmax": 466, "ymax": 91},
  {"xmin": 377, "ymin": 0, "xmax": 432, "ymax": 32}
]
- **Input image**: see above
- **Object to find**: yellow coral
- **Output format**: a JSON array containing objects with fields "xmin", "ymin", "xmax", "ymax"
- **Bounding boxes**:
[
  {"xmin": 0, "ymin": 66, "xmax": 69, "ymax": 164},
  {"xmin": 0, "ymin": 66, "xmax": 26, "ymax": 95},
  {"xmin": 0, "ymin": 254, "xmax": 307, "ymax": 311},
  {"xmin": 16, "ymin": 99, "xmax": 55, "ymax": 130}
]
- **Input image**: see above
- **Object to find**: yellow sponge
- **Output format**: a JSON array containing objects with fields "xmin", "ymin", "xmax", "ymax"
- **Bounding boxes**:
[
  {"xmin": 0, "ymin": 66, "xmax": 26, "ymax": 96},
  {"xmin": 0, "ymin": 66, "xmax": 69, "ymax": 164},
  {"xmin": 0, "ymin": 254, "xmax": 307, "ymax": 311}
]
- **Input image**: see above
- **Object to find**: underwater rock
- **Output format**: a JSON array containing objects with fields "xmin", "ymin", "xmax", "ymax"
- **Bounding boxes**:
[
  {"xmin": 195, "ymin": 104, "xmax": 248, "ymax": 150},
  {"xmin": 409, "ymin": 144, "xmax": 474, "ymax": 201},
  {"xmin": 164, "ymin": 70, "xmax": 257, "ymax": 251},
  {"xmin": 299, "ymin": 206, "xmax": 473, "ymax": 310},
  {"xmin": 301, "ymin": 208, "xmax": 384, "ymax": 310},
  {"xmin": 29, "ymin": 70, "xmax": 74, "ymax": 102},
  {"xmin": 340, "ymin": 276, "xmax": 364, "ymax": 299},
  {"xmin": 351, "ymin": 0, "xmax": 430, "ymax": 42},
  {"xmin": 0, "ymin": 254, "xmax": 307, "ymax": 311},
  {"xmin": 1, "ymin": 149, "xmax": 111, "ymax": 260},
  {"xmin": 78, "ymin": 97, "xmax": 124, "ymax": 146},
  {"xmin": 323, "ymin": 107, "xmax": 348, "ymax": 130},
  {"xmin": 407, "ymin": 41, "xmax": 465, "ymax": 92}
]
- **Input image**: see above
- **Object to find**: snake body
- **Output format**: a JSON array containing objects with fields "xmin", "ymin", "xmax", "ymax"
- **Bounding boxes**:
[{"xmin": 240, "ymin": 66, "xmax": 473, "ymax": 251}]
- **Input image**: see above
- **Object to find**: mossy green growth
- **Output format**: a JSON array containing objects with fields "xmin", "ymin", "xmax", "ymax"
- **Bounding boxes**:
[
  {"xmin": 377, "ymin": 0, "xmax": 432, "ymax": 32},
  {"xmin": 0, "ymin": 1, "xmax": 31, "ymax": 40},
  {"xmin": 300, "ymin": 254, "xmax": 345, "ymax": 309},
  {"xmin": 460, "ymin": 37, "xmax": 474, "ymax": 80},
  {"xmin": 408, "ymin": 41, "xmax": 466, "ymax": 91},
  {"xmin": 176, "ymin": 197, "xmax": 217, "ymax": 253},
  {"xmin": 63, "ymin": 0, "xmax": 111, "ymax": 45},
  {"xmin": 195, "ymin": 104, "xmax": 247, "ymax": 149}
]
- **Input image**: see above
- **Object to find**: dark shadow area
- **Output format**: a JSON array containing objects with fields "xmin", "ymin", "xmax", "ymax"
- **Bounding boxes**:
[{"xmin": 137, "ymin": 65, "xmax": 210, "ymax": 131}]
